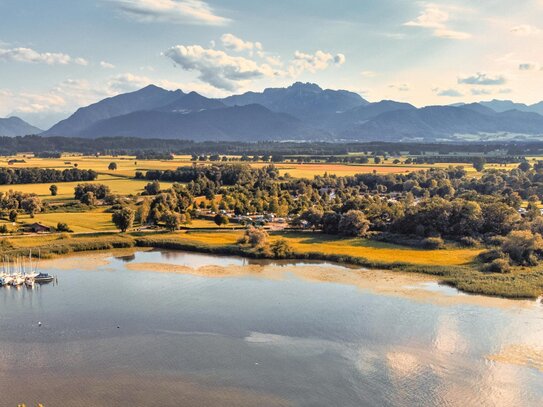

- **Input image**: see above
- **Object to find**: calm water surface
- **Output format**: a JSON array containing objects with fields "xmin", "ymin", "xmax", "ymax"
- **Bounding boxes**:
[{"xmin": 1, "ymin": 250, "xmax": 542, "ymax": 406}]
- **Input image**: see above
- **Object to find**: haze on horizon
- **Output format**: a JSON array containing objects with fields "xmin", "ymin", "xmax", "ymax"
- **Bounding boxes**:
[{"xmin": 1, "ymin": 0, "xmax": 543, "ymax": 128}]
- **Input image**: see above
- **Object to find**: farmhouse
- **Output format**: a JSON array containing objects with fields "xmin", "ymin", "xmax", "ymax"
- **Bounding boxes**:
[{"xmin": 27, "ymin": 223, "xmax": 52, "ymax": 233}]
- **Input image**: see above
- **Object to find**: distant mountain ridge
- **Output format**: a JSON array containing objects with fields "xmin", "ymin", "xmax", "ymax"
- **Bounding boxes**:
[
  {"xmin": 223, "ymin": 82, "xmax": 368, "ymax": 121},
  {"xmin": 78, "ymin": 104, "xmax": 327, "ymax": 140},
  {"xmin": 35, "ymin": 82, "xmax": 543, "ymax": 142},
  {"xmin": 0, "ymin": 116, "xmax": 42, "ymax": 137},
  {"xmin": 44, "ymin": 85, "xmax": 184, "ymax": 136}
]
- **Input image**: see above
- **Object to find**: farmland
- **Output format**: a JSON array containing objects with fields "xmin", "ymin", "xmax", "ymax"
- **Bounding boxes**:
[{"xmin": 1, "ymin": 152, "xmax": 543, "ymax": 300}]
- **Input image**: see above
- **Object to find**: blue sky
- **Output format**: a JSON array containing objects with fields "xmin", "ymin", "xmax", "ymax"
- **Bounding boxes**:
[{"xmin": 1, "ymin": 0, "xmax": 543, "ymax": 128}]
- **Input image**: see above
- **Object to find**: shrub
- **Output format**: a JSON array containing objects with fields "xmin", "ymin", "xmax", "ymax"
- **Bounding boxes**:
[
  {"xmin": 422, "ymin": 237, "xmax": 445, "ymax": 249},
  {"xmin": 501, "ymin": 230, "xmax": 543, "ymax": 266},
  {"xmin": 338, "ymin": 210, "xmax": 370, "ymax": 237},
  {"xmin": 478, "ymin": 249, "xmax": 505, "ymax": 263},
  {"xmin": 214, "ymin": 213, "xmax": 229, "ymax": 227},
  {"xmin": 483, "ymin": 258, "xmax": 511, "ymax": 274},
  {"xmin": 484, "ymin": 235, "xmax": 507, "ymax": 247},
  {"xmin": 112, "ymin": 207, "xmax": 135, "ymax": 232},
  {"xmin": 238, "ymin": 226, "xmax": 270, "ymax": 256},
  {"xmin": 161, "ymin": 211, "xmax": 182, "ymax": 231},
  {"xmin": 56, "ymin": 222, "xmax": 73, "ymax": 232},
  {"xmin": 270, "ymin": 238, "xmax": 293, "ymax": 259},
  {"xmin": 459, "ymin": 236, "xmax": 479, "ymax": 247},
  {"xmin": 0, "ymin": 224, "xmax": 8, "ymax": 234}
]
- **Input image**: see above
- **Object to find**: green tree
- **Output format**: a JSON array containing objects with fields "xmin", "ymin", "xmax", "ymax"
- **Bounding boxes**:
[
  {"xmin": 81, "ymin": 191, "xmax": 97, "ymax": 206},
  {"xmin": 214, "ymin": 213, "xmax": 229, "ymax": 227},
  {"xmin": 270, "ymin": 238, "xmax": 293, "ymax": 258},
  {"xmin": 112, "ymin": 207, "xmax": 135, "ymax": 232},
  {"xmin": 136, "ymin": 200, "xmax": 150, "ymax": 225},
  {"xmin": 8, "ymin": 210, "xmax": 17, "ymax": 222},
  {"xmin": 518, "ymin": 161, "xmax": 531, "ymax": 172},
  {"xmin": 322, "ymin": 211, "xmax": 341, "ymax": 234},
  {"xmin": 49, "ymin": 184, "xmax": 58, "ymax": 196},
  {"xmin": 472, "ymin": 157, "xmax": 486, "ymax": 172},
  {"xmin": 144, "ymin": 180, "xmax": 161, "ymax": 195},
  {"xmin": 501, "ymin": 230, "xmax": 543, "ymax": 266},
  {"xmin": 108, "ymin": 162, "xmax": 118, "ymax": 170},
  {"xmin": 56, "ymin": 222, "xmax": 72, "ymax": 232},
  {"xmin": 338, "ymin": 210, "xmax": 371, "ymax": 237},
  {"xmin": 21, "ymin": 196, "xmax": 42, "ymax": 217},
  {"xmin": 162, "ymin": 211, "xmax": 182, "ymax": 231}
]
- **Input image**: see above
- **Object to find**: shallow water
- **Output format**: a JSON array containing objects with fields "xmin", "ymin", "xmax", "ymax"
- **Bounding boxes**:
[{"xmin": 1, "ymin": 250, "xmax": 542, "ymax": 406}]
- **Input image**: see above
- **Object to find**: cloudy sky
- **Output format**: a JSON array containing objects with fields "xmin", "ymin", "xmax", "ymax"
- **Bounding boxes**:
[{"xmin": 1, "ymin": 0, "xmax": 543, "ymax": 128}]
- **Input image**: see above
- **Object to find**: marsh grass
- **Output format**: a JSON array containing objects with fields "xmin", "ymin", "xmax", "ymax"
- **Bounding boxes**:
[{"xmin": 1, "ymin": 229, "xmax": 541, "ymax": 299}]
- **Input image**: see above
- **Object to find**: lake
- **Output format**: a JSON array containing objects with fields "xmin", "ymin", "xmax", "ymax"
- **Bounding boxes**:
[{"xmin": 1, "ymin": 249, "xmax": 542, "ymax": 406}]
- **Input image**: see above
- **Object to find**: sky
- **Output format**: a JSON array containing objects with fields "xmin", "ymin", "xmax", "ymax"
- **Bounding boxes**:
[{"xmin": 1, "ymin": 0, "xmax": 543, "ymax": 128}]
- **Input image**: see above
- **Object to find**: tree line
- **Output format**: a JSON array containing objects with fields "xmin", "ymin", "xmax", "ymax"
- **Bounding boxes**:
[{"xmin": 0, "ymin": 168, "xmax": 97, "ymax": 185}]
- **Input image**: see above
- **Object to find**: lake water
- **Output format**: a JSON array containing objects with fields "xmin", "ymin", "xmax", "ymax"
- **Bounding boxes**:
[{"xmin": 1, "ymin": 249, "xmax": 542, "ymax": 406}]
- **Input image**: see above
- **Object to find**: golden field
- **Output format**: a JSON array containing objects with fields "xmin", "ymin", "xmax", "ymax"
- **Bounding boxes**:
[{"xmin": 151, "ymin": 230, "xmax": 481, "ymax": 266}]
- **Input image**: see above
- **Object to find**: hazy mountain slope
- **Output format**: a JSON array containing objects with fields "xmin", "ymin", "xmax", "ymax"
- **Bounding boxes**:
[
  {"xmin": 324, "ymin": 100, "xmax": 416, "ymax": 131},
  {"xmin": 44, "ymin": 85, "xmax": 184, "ymax": 136},
  {"xmin": 157, "ymin": 91, "xmax": 225, "ymax": 113},
  {"xmin": 0, "ymin": 116, "xmax": 42, "ymax": 136},
  {"xmin": 342, "ymin": 106, "xmax": 543, "ymax": 141},
  {"xmin": 77, "ymin": 104, "xmax": 327, "ymax": 141},
  {"xmin": 222, "ymin": 82, "xmax": 368, "ymax": 120}
]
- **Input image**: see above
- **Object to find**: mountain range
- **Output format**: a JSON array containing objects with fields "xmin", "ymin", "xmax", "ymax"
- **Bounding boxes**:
[
  {"xmin": 6, "ymin": 82, "xmax": 543, "ymax": 142},
  {"xmin": 0, "ymin": 116, "xmax": 42, "ymax": 137}
]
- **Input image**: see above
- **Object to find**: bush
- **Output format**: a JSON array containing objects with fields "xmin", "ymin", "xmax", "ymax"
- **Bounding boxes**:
[
  {"xmin": 501, "ymin": 230, "xmax": 543, "ymax": 266},
  {"xmin": 483, "ymin": 258, "xmax": 511, "ymax": 273},
  {"xmin": 0, "ymin": 224, "xmax": 8, "ymax": 234},
  {"xmin": 459, "ymin": 236, "xmax": 479, "ymax": 247},
  {"xmin": 270, "ymin": 238, "xmax": 293, "ymax": 258},
  {"xmin": 422, "ymin": 237, "xmax": 445, "ymax": 249},
  {"xmin": 112, "ymin": 207, "xmax": 135, "ymax": 232},
  {"xmin": 478, "ymin": 249, "xmax": 505, "ymax": 263},
  {"xmin": 56, "ymin": 222, "xmax": 73, "ymax": 232},
  {"xmin": 238, "ymin": 226, "xmax": 270, "ymax": 256},
  {"xmin": 484, "ymin": 235, "xmax": 507, "ymax": 247},
  {"xmin": 338, "ymin": 210, "xmax": 370, "ymax": 237}
]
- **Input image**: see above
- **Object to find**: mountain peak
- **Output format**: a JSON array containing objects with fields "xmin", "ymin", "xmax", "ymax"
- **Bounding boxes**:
[
  {"xmin": 289, "ymin": 82, "xmax": 323, "ymax": 92},
  {"xmin": 0, "ymin": 116, "xmax": 42, "ymax": 136}
]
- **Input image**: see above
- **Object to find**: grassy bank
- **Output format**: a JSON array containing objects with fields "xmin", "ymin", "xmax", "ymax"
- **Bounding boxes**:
[{"xmin": 2, "ymin": 230, "xmax": 542, "ymax": 299}]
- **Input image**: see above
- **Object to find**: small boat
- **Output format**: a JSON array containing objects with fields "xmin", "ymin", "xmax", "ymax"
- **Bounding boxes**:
[
  {"xmin": 34, "ymin": 273, "xmax": 54, "ymax": 284},
  {"xmin": 0, "ymin": 275, "xmax": 12, "ymax": 286},
  {"xmin": 11, "ymin": 275, "xmax": 25, "ymax": 286}
]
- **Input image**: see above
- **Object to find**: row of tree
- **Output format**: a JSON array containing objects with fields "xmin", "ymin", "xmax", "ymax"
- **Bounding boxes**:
[{"xmin": 0, "ymin": 168, "xmax": 97, "ymax": 185}]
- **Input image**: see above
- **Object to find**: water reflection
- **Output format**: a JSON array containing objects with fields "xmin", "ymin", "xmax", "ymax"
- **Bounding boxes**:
[{"xmin": 0, "ymin": 250, "xmax": 542, "ymax": 406}]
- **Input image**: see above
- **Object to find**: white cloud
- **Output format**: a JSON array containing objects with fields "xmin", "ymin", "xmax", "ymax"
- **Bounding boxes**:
[
  {"xmin": 404, "ymin": 4, "xmax": 471, "ymax": 40},
  {"xmin": 164, "ymin": 44, "xmax": 277, "ymax": 91},
  {"xmin": 0, "ymin": 46, "xmax": 88, "ymax": 65},
  {"xmin": 164, "ymin": 39, "xmax": 346, "ymax": 91},
  {"xmin": 100, "ymin": 61, "xmax": 116, "ymax": 69},
  {"xmin": 221, "ymin": 33, "xmax": 262, "ymax": 53},
  {"xmin": 110, "ymin": 0, "xmax": 229, "ymax": 25},
  {"xmin": 434, "ymin": 88, "xmax": 463, "ymax": 97},
  {"xmin": 458, "ymin": 72, "xmax": 507, "ymax": 86},
  {"xmin": 433, "ymin": 28, "xmax": 471, "ymax": 40},
  {"xmin": 510, "ymin": 24, "xmax": 542, "ymax": 36},
  {"xmin": 289, "ymin": 50, "xmax": 345, "ymax": 75}
]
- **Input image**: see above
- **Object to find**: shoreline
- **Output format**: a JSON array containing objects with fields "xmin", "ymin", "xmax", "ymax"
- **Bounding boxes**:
[
  {"xmin": 37, "ymin": 248, "xmax": 538, "ymax": 309},
  {"xmin": 2, "ymin": 231, "xmax": 543, "ymax": 300}
]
